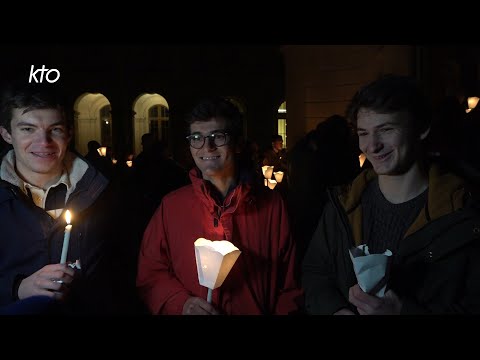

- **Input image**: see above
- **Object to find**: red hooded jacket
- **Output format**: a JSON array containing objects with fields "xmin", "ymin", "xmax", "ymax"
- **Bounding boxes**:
[{"xmin": 137, "ymin": 168, "xmax": 302, "ymax": 315}]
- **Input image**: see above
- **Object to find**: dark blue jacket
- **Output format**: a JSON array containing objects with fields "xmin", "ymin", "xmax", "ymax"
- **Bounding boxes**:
[{"xmin": 0, "ymin": 154, "xmax": 136, "ymax": 314}]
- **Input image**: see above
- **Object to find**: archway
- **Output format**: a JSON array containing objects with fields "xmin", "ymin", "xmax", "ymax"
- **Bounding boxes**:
[
  {"xmin": 73, "ymin": 93, "xmax": 112, "ymax": 156},
  {"xmin": 132, "ymin": 93, "xmax": 169, "ymax": 156}
]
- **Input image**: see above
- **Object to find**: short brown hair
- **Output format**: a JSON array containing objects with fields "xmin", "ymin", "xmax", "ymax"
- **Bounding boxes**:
[
  {"xmin": 0, "ymin": 83, "xmax": 68, "ymax": 133},
  {"xmin": 346, "ymin": 74, "xmax": 431, "ymax": 134},
  {"xmin": 187, "ymin": 96, "xmax": 243, "ymax": 141}
]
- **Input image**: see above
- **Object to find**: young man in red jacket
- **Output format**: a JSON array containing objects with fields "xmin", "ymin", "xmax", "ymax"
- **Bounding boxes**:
[{"xmin": 137, "ymin": 97, "xmax": 303, "ymax": 315}]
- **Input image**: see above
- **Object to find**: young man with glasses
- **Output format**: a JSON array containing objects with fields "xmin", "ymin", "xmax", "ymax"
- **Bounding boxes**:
[{"xmin": 137, "ymin": 96, "xmax": 303, "ymax": 315}]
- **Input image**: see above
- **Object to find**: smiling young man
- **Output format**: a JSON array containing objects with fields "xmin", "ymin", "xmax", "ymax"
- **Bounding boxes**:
[
  {"xmin": 302, "ymin": 74, "xmax": 480, "ymax": 315},
  {"xmin": 137, "ymin": 96, "xmax": 302, "ymax": 315},
  {"xmin": 0, "ymin": 84, "xmax": 137, "ymax": 314}
]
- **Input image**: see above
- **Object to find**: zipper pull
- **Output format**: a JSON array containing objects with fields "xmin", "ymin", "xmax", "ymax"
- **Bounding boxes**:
[{"xmin": 213, "ymin": 217, "xmax": 218, "ymax": 227}]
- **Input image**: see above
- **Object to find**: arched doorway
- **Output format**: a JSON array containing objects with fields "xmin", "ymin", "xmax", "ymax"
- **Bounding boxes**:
[
  {"xmin": 132, "ymin": 93, "xmax": 169, "ymax": 156},
  {"xmin": 73, "ymin": 93, "xmax": 112, "ymax": 156}
]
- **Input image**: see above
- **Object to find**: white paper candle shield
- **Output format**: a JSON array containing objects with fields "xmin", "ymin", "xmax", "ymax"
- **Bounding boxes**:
[
  {"xmin": 267, "ymin": 179, "xmax": 277, "ymax": 189},
  {"xmin": 97, "ymin": 146, "xmax": 107, "ymax": 157},
  {"xmin": 261, "ymin": 165, "xmax": 274, "ymax": 178},
  {"xmin": 264, "ymin": 166, "xmax": 274, "ymax": 179},
  {"xmin": 261, "ymin": 165, "xmax": 269, "ymax": 177},
  {"xmin": 273, "ymin": 171, "xmax": 284, "ymax": 183},
  {"xmin": 194, "ymin": 238, "xmax": 241, "ymax": 290},
  {"xmin": 349, "ymin": 245, "xmax": 392, "ymax": 297}
]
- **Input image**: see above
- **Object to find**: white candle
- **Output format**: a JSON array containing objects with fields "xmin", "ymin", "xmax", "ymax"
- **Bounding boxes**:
[{"xmin": 60, "ymin": 210, "xmax": 72, "ymax": 264}]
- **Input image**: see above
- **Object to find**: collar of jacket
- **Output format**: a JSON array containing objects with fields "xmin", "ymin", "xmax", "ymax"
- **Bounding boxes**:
[
  {"xmin": 0, "ymin": 151, "xmax": 109, "ymax": 215},
  {"xmin": 336, "ymin": 162, "xmax": 466, "ymax": 244},
  {"xmin": 0, "ymin": 179, "xmax": 21, "ymax": 203},
  {"xmin": 189, "ymin": 167, "xmax": 254, "ymax": 215}
]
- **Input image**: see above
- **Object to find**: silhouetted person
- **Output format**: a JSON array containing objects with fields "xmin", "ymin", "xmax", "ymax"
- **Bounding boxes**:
[
  {"xmin": 288, "ymin": 114, "xmax": 360, "ymax": 266},
  {"xmin": 84, "ymin": 140, "xmax": 113, "ymax": 179},
  {"xmin": 134, "ymin": 133, "xmax": 155, "ymax": 170},
  {"xmin": 238, "ymin": 138, "xmax": 263, "ymax": 185},
  {"xmin": 262, "ymin": 134, "xmax": 288, "ymax": 172},
  {"xmin": 133, "ymin": 140, "xmax": 189, "ymax": 224},
  {"xmin": 427, "ymin": 95, "xmax": 465, "ymax": 159},
  {"xmin": 316, "ymin": 114, "xmax": 360, "ymax": 186}
]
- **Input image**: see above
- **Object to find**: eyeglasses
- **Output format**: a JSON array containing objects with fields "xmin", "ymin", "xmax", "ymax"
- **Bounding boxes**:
[{"xmin": 186, "ymin": 131, "xmax": 230, "ymax": 149}]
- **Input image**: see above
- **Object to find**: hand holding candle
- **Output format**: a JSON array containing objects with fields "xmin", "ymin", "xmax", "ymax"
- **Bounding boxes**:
[{"xmin": 60, "ymin": 210, "xmax": 72, "ymax": 264}]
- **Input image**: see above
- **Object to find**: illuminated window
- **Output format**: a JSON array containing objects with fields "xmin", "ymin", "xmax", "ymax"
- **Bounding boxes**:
[
  {"xmin": 277, "ymin": 101, "xmax": 287, "ymax": 148},
  {"xmin": 148, "ymin": 105, "xmax": 170, "ymax": 145}
]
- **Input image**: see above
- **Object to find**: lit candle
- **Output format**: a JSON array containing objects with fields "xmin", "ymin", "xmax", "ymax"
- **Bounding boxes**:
[
  {"xmin": 60, "ymin": 210, "xmax": 72, "ymax": 264},
  {"xmin": 273, "ymin": 171, "xmax": 284, "ymax": 183},
  {"xmin": 97, "ymin": 146, "xmax": 107, "ymax": 157},
  {"xmin": 194, "ymin": 238, "xmax": 241, "ymax": 303},
  {"xmin": 264, "ymin": 166, "xmax": 274, "ymax": 179},
  {"xmin": 267, "ymin": 179, "xmax": 277, "ymax": 189}
]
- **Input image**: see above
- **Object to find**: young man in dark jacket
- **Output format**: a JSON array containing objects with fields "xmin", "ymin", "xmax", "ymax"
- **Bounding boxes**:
[
  {"xmin": 0, "ymin": 84, "xmax": 138, "ymax": 314},
  {"xmin": 302, "ymin": 74, "xmax": 480, "ymax": 315}
]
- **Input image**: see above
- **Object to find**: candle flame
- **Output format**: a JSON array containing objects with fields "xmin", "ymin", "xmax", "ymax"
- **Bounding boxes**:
[{"xmin": 65, "ymin": 210, "xmax": 71, "ymax": 224}]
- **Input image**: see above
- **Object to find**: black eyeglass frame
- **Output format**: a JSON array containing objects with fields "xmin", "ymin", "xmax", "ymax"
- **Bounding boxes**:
[{"xmin": 186, "ymin": 131, "xmax": 231, "ymax": 149}]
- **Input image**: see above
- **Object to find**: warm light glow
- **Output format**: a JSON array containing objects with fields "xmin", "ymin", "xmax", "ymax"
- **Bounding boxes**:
[
  {"xmin": 261, "ymin": 165, "xmax": 269, "ymax": 176},
  {"xmin": 264, "ymin": 179, "xmax": 268, "ymax": 187},
  {"xmin": 278, "ymin": 109, "xmax": 287, "ymax": 113},
  {"xmin": 65, "ymin": 210, "xmax": 71, "ymax": 224},
  {"xmin": 112, "ymin": 158, "xmax": 118, "ymax": 164},
  {"xmin": 359, "ymin": 153, "xmax": 367, "ymax": 167},
  {"xmin": 97, "ymin": 147, "xmax": 107, "ymax": 157},
  {"xmin": 264, "ymin": 166, "xmax": 274, "ymax": 179},
  {"xmin": 194, "ymin": 238, "xmax": 241, "ymax": 290},
  {"xmin": 126, "ymin": 160, "xmax": 133, "ymax": 167},
  {"xmin": 466, "ymin": 108, "xmax": 472, "ymax": 113},
  {"xmin": 468, "ymin": 97, "xmax": 479, "ymax": 110},
  {"xmin": 273, "ymin": 171, "xmax": 284, "ymax": 183},
  {"xmin": 267, "ymin": 179, "xmax": 277, "ymax": 189}
]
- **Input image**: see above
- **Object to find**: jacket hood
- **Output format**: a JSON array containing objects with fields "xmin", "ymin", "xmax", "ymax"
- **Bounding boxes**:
[
  {"xmin": 337, "ymin": 162, "xmax": 466, "ymax": 244},
  {"xmin": 189, "ymin": 167, "xmax": 255, "ymax": 216}
]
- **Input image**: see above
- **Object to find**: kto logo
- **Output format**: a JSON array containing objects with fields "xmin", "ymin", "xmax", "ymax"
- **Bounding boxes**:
[{"xmin": 29, "ymin": 65, "xmax": 61, "ymax": 83}]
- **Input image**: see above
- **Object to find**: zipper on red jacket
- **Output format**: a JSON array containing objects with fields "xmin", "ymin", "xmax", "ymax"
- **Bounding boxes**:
[{"xmin": 214, "ymin": 217, "xmax": 218, "ymax": 227}]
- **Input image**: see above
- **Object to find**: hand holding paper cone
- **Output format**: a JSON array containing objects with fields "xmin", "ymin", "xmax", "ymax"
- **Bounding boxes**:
[{"xmin": 349, "ymin": 245, "xmax": 392, "ymax": 298}]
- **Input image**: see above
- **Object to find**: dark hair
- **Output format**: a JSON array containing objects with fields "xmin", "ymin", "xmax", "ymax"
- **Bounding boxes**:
[
  {"xmin": 87, "ymin": 140, "xmax": 101, "ymax": 152},
  {"xmin": 271, "ymin": 134, "xmax": 283, "ymax": 142},
  {"xmin": 0, "ymin": 83, "xmax": 68, "ymax": 133},
  {"xmin": 346, "ymin": 74, "xmax": 431, "ymax": 134},
  {"xmin": 187, "ymin": 96, "xmax": 243, "ymax": 141}
]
